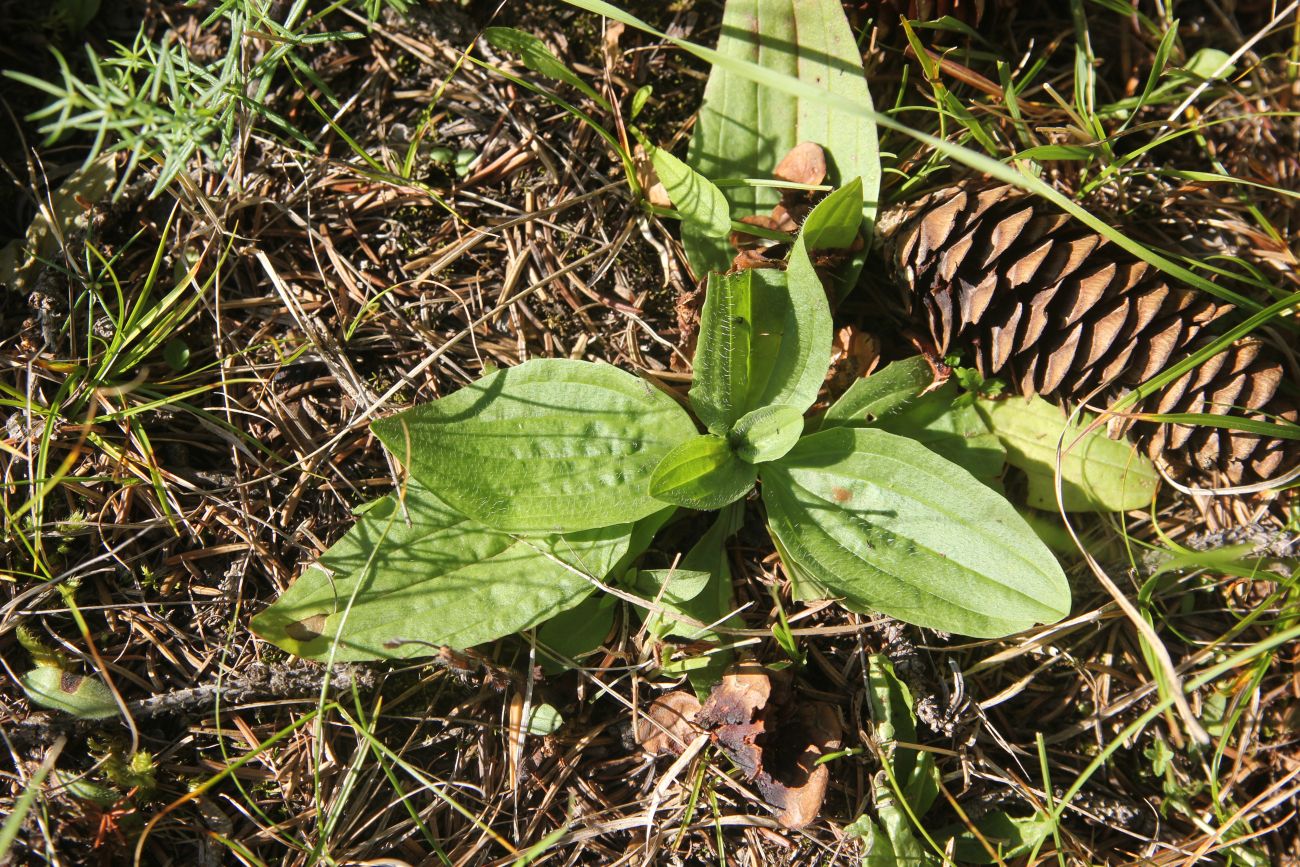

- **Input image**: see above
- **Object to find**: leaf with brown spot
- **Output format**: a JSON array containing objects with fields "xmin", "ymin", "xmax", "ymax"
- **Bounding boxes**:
[{"xmin": 636, "ymin": 691, "xmax": 703, "ymax": 756}]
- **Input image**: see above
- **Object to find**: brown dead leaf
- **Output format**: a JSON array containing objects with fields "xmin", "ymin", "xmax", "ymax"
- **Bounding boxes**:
[
  {"xmin": 697, "ymin": 660, "xmax": 773, "ymax": 727},
  {"xmin": 769, "ymin": 202, "xmax": 801, "ymax": 234},
  {"xmin": 731, "ymin": 214, "xmax": 780, "ymax": 251},
  {"xmin": 826, "ymin": 325, "xmax": 882, "ymax": 393},
  {"xmin": 731, "ymin": 249, "xmax": 782, "ymax": 271},
  {"xmin": 633, "ymin": 144, "xmax": 671, "ymax": 208},
  {"xmin": 774, "ymin": 141, "xmax": 827, "ymax": 187},
  {"xmin": 756, "ymin": 702, "xmax": 843, "ymax": 830},
  {"xmin": 636, "ymin": 691, "xmax": 702, "ymax": 756},
  {"xmin": 602, "ymin": 20, "xmax": 625, "ymax": 68}
]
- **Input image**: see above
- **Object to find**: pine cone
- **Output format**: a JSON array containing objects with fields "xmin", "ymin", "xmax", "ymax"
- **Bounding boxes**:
[{"xmin": 878, "ymin": 181, "xmax": 1298, "ymax": 485}]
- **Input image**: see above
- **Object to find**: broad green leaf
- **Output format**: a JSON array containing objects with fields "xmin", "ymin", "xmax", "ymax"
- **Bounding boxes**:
[
  {"xmin": 537, "ymin": 592, "xmax": 617, "ymax": 673},
  {"xmin": 250, "ymin": 483, "xmax": 636, "ymax": 661},
  {"xmin": 690, "ymin": 270, "xmax": 755, "ymax": 432},
  {"xmin": 817, "ymin": 356, "xmax": 934, "ymax": 431},
  {"xmin": 818, "ymin": 360, "xmax": 1003, "ymax": 481},
  {"xmin": 371, "ymin": 359, "xmax": 697, "ymax": 532},
  {"xmin": 643, "ymin": 503, "xmax": 746, "ymax": 693},
  {"xmin": 788, "ymin": 178, "xmax": 870, "ymax": 299},
  {"xmin": 21, "ymin": 668, "xmax": 118, "ymax": 719},
  {"xmin": 934, "ymin": 811, "xmax": 1055, "ymax": 864},
  {"xmin": 733, "ymin": 404, "xmax": 804, "ymax": 464},
  {"xmin": 648, "ymin": 144, "xmax": 731, "ymax": 237},
  {"xmin": 1183, "ymin": 47, "xmax": 1234, "ymax": 80},
  {"xmin": 527, "ymin": 703, "xmax": 565, "ymax": 736},
  {"xmin": 630, "ymin": 84, "xmax": 652, "ymax": 119},
  {"xmin": 632, "ymin": 568, "xmax": 713, "ymax": 640},
  {"xmin": 649, "ymin": 434, "xmax": 756, "ymax": 510},
  {"xmin": 766, "ymin": 247, "xmax": 833, "ymax": 414},
  {"xmin": 483, "ymin": 27, "xmax": 609, "ymax": 109},
  {"xmin": 762, "ymin": 427, "xmax": 1071, "ymax": 638},
  {"xmin": 683, "ymin": 0, "xmax": 879, "ymax": 277},
  {"xmin": 799, "ymin": 177, "xmax": 864, "ymax": 252},
  {"xmin": 872, "ymin": 384, "xmax": 1005, "ymax": 483},
  {"xmin": 846, "ymin": 815, "xmax": 897, "ymax": 866},
  {"xmin": 975, "ymin": 395, "xmax": 1159, "ymax": 512},
  {"xmin": 689, "ymin": 266, "xmax": 831, "ymax": 428}
]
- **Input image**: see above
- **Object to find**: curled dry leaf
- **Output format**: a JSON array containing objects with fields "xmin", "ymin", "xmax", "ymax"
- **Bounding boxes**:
[
  {"xmin": 697, "ymin": 660, "xmax": 778, "ymax": 725},
  {"xmin": 755, "ymin": 702, "xmax": 843, "ymax": 830},
  {"xmin": 774, "ymin": 141, "xmax": 828, "ymax": 187},
  {"xmin": 633, "ymin": 144, "xmax": 672, "ymax": 208},
  {"xmin": 729, "ymin": 142, "xmax": 830, "ymax": 257},
  {"xmin": 694, "ymin": 661, "xmax": 837, "ymax": 828},
  {"xmin": 637, "ymin": 691, "xmax": 703, "ymax": 756},
  {"xmin": 826, "ymin": 325, "xmax": 883, "ymax": 394}
]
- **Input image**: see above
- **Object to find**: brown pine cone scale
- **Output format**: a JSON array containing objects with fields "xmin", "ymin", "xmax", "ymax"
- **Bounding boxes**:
[{"xmin": 879, "ymin": 181, "xmax": 1298, "ymax": 486}]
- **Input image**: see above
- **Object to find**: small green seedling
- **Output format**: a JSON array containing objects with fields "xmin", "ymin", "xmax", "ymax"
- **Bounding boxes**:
[{"xmin": 253, "ymin": 183, "xmax": 1072, "ymax": 664}]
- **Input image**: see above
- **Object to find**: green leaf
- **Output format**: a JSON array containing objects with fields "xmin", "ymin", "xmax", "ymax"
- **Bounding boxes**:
[
  {"xmin": 371, "ymin": 359, "xmax": 697, "ymax": 532},
  {"xmin": 649, "ymin": 434, "xmax": 756, "ymax": 510},
  {"xmin": 934, "ymin": 811, "xmax": 1055, "ymax": 864},
  {"xmin": 683, "ymin": 0, "xmax": 879, "ymax": 277},
  {"xmin": 733, "ymin": 404, "xmax": 804, "ymax": 464},
  {"xmin": 818, "ymin": 360, "xmax": 1004, "ymax": 481},
  {"xmin": 250, "ymin": 483, "xmax": 636, "ymax": 661},
  {"xmin": 866, "ymin": 655, "xmax": 918, "ymax": 796},
  {"xmin": 641, "ymin": 503, "xmax": 745, "ymax": 693},
  {"xmin": 872, "ymin": 384, "xmax": 1006, "ymax": 483},
  {"xmin": 846, "ymin": 815, "xmax": 897, "ymax": 866},
  {"xmin": 690, "ymin": 270, "xmax": 755, "ymax": 432},
  {"xmin": 975, "ymin": 395, "xmax": 1159, "ymax": 512},
  {"xmin": 689, "ymin": 266, "xmax": 831, "ymax": 428},
  {"xmin": 630, "ymin": 84, "xmax": 652, "ymax": 119},
  {"xmin": 631, "ymin": 568, "xmax": 714, "ymax": 640},
  {"xmin": 21, "ymin": 668, "xmax": 118, "ymax": 719},
  {"xmin": 762, "ymin": 427, "xmax": 1071, "ymax": 638},
  {"xmin": 1183, "ymin": 47, "xmax": 1234, "ymax": 80},
  {"xmin": 483, "ymin": 27, "xmax": 609, "ymax": 109},
  {"xmin": 764, "ymin": 246, "xmax": 837, "ymax": 415},
  {"xmin": 527, "ymin": 703, "xmax": 565, "ymax": 736},
  {"xmin": 537, "ymin": 592, "xmax": 617, "ymax": 673},
  {"xmin": 648, "ymin": 144, "xmax": 731, "ymax": 237},
  {"xmin": 799, "ymin": 177, "xmax": 865, "ymax": 251},
  {"xmin": 818, "ymin": 356, "xmax": 935, "ymax": 431}
]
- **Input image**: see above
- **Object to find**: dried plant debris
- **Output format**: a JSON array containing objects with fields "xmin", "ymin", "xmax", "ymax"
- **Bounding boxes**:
[
  {"xmin": 689, "ymin": 661, "xmax": 841, "ymax": 830},
  {"xmin": 636, "ymin": 691, "xmax": 703, "ymax": 757}
]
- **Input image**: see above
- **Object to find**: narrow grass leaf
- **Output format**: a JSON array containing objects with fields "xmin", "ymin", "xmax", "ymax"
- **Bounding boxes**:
[{"xmin": 483, "ymin": 27, "xmax": 609, "ymax": 109}]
